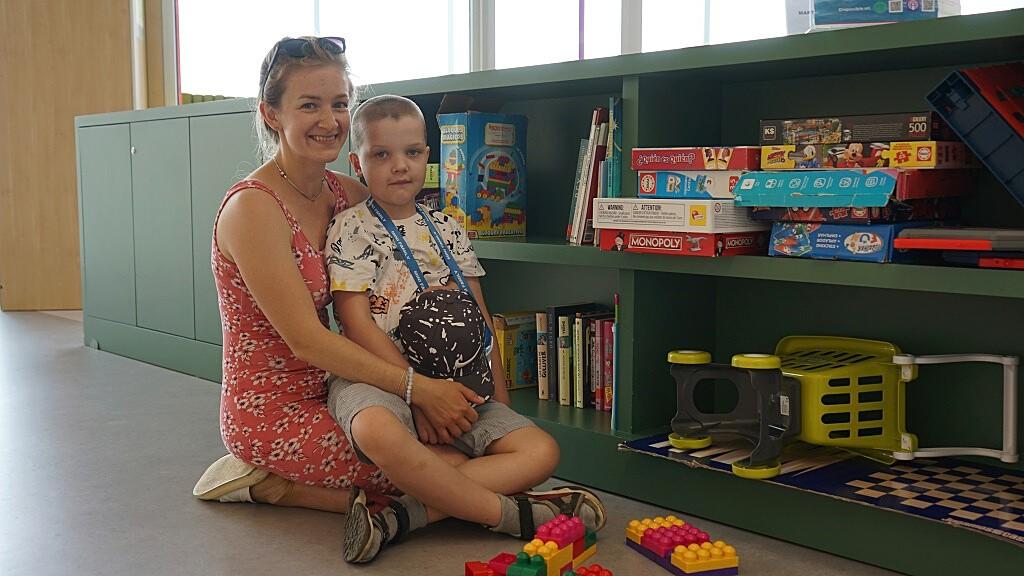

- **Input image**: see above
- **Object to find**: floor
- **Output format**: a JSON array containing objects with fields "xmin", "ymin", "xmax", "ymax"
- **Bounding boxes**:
[{"xmin": 0, "ymin": 311, "xmax": 901, "ymax": 576}]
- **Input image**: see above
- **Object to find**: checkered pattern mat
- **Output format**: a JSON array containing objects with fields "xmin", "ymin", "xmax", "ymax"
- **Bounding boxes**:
[{"xmin": 620, "ymin": 434, "xmax": 1024, "ymax": 546}]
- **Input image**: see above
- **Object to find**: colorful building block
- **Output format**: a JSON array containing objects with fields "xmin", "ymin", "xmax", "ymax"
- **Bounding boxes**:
[
  {"xmin": 641, "ymin": 524, "xmax": 710, "ymax": 557},
  {"xmin": 572, "ymin": 544, "xmax": 596, "ymax": 567},
  {"xmin": 626, "ymin": 539, "xmax": 738, "ymax": 576},
  {"xmin": 535, "ymin": 515, "xmax": 585, "ymax": 549},
  {"xmin": 466, "ymin": 560, "xmax": 496, "ymax": 576},
  {"xmin": 570, "ymin": 564, "xmax": 613, "ymax": 576},
  {"xmin": 489, "ymin": 552, "xmax": 517, "ymax": 575},
  {"xmin": 671, "ymin": 541, "xmax": 739, "ymax": 574},
  {"xmin": 507, "ymin": 552, "xmax": 547, "ymax": 576},
  {"xmin": 625, "ymin": 516, "xmax": 686, "ymax": 544},
  {"xmin": 523, "ymin": 538, "xmax": 572, "ymax": 576}
]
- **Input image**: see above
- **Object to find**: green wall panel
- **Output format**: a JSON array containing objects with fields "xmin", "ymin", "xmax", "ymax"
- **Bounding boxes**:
[
  {"xmin": 78, "ymin": 125, "xmax": 136, "ymax": 325},
  {"xmin": 189, "ymin": 113, "xmax": 260, "ymax": 345},
  {"xmin": 131, "ymin": 119, "xmax": 195, "ymax": 338}
]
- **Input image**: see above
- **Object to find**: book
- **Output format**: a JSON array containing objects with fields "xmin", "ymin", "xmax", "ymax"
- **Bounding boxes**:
[
  {"xmin": 557, "ymin": 315, "xmax": 573, "ymax": 406},
  {"xmin": 607, "ymin": 96, "xmax": 623, "ymax": 199},
  {"xmin": 572, "ymin": 119, "xmax": 609, "ymax": 245},
  {"xmin": 602, "ymin": 318, "xmax": 614, "ymax": 412},
  {"xmin": 567, "ymin": 109, "xmax": 605, "ymax": 240},
  {"xmin": 574, "ymin": 311, "xmax": 613, "ymax": 408},
  {"xmin": 565, "ymin": 138, "xmax": 590, "ymax": 242},
  {"xmin": 545, "ymin": 302, "xmax": 603, "ymax": 401},
  {"xmin": 535, "ymin": 312, "xmax": 549, "ymax": 400},
  {"xmin": 492, "ymin": 311, "xmax": 539, "ymax": 390}
]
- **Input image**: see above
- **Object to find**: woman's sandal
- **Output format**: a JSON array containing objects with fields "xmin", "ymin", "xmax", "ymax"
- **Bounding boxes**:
[
  {"xmin": 192, "ymin": 454, "xmax": 269, "ymax": 502},
  {"xmin": 513, "ymin": 485, "xmax": 608, "ymax": 539}
]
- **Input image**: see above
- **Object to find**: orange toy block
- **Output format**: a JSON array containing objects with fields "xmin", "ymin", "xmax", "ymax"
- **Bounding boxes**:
[
  {"xmin": 670, "ymin": 540, "xmax": 740, "ymax": 574},
  {"xmin": 625, "ymin": 515, "xmax": 687, "ymax": 544}
]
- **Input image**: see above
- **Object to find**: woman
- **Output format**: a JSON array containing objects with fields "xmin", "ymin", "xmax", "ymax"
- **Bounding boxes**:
[{"xmin": 193, "ymin": 36, "xmax": 605, "ymax": 564}]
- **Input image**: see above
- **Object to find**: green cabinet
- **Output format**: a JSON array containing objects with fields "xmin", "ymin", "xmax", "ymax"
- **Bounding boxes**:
[
  {"xmin": 189, "ymin": 113, "xmax": 260, "ymax": 345},
  {"xmin": 130, "ymin": 119, "xmax": 195, "ymax": 338},
  {"xmin": 78, "ymin": 124, "xmax": 136, "ymax": 326}
]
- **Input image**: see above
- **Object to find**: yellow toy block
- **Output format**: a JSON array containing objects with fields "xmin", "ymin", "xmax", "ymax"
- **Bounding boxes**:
[
  {"xmin": 670, "ymin": 540, "xmax": 739, "ymax": 574},
  {"xmin": 625, "ymin": 515, "xmax": 687, "ymax": 544},
  {"xmin": 523, "ymin": 539, "xmax": 572, "ymax": 576},
  {"xmin": 572, "ymin": 544, "xmax": 597, "ymax": 567}
]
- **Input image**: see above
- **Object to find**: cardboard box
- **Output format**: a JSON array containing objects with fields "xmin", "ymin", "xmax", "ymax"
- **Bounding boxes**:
[
  {"xmin": 593, "ymin": 198, "xmax": 767, "ymax": 233},
  {"xmin": 759, "ymin": 112, "xmax": 956, "ymax": 145},
  {"xmin": 492, "ymin": 311, "xmax": 539, "ymax": 390},
  {"xmin": 733, "ymin": 168, "xmax": 972, "ymax": 208},
  {"xmin": 760, "ymin": 141, "xmax": 975, "ymax": 170},
  {"xmin": 598, "ymin": 228, "xmax": 768, "ymax": 257},
  {"xmin": 812, "ymin": 0, "xmax": 960, "ymax": 29},
  {"xmin": 769, "ymin": 221, "xmax": 934, "ymax": 263},
  {"xmin": 630, "ymin": 147, "xmax": 760, "ymax": 171},
  {"xmin": 437, "ymin": 95, "xmax": 527, "ymax": 239},
  {"xmin": 750, "ymin": 196, "xmax": 960, "ymax": 224},
  {"xmin": 637, "ymin": 170, "xmax": 746, "ymax": 199}
]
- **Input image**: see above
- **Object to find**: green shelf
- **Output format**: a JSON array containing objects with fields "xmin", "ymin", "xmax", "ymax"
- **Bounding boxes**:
[
  {"xmin": 473, "ymin": 237, "xmax": 1024, "ymax": 300},
  {"xmin": 508, "ymin": 388, "xmax": 622, "ymax": 438}
]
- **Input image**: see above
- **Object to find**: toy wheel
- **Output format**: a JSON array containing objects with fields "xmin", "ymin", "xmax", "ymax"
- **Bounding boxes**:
[
  {"xmin": 667, "ymin": 350, "xmax": 712, "ymax": 365},
  {"xmin": 668, "ymin": 433, "xmax": 712, "ymax": 450},
  {"xmin": 731, "ymin": 353, "xmax": 781, "ymax": 370},
  {"xmin": 731, "ymin": 459, "xmax": 781, "ymax": 479}
]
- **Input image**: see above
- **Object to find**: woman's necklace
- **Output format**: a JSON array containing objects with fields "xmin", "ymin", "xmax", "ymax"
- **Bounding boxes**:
[{"xmin": 273, "ymin": 155, "xmax": 326, "ymax": 202}]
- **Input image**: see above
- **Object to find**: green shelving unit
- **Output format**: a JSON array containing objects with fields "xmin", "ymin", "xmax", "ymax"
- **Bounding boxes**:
[{"xmin": 76, "ymin": 11, "xmax": 1024, "ymax": 575}]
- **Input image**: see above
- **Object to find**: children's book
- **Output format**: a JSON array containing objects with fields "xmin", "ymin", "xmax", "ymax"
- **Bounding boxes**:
[{"xmin": 535, "ymin": 312, "xmax": 550, "ymax": 400}]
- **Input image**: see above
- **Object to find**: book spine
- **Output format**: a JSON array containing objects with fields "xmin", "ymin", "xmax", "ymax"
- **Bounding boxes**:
[
  {"xmin": 565, "ymin": 138, "xmax": 590, "ymax": 241},
  {"xmin": 608, "ymin": 97, "xmax": 623, "ymax": 199},
  {"xmin": 602, "ymin": 318, "xmax": 614, "ymax": 412},
  {"xmin": 557, "ymin": 316, "xmax": 572, "ymax": 406},
  {"xmin": 535, "ymin": 312, "xmax": 549, "ymax": 400},
  {"xmin": 546, "ymin": 308, "xmax": 559, "ymax": 401},
  {"xmin": 575, "ymin": 118, "xmax": 609, "ymax": 245},
  {"xmin": 593, "ymin": 319, "xmax": 605, "ymax": 411},
  {"xmin": 590, "ymin": 319, "xmax": 601, "ymax": 411},
  {"xmin": 573, "ymin": 316, "xmax": 585, "ymax": 409},
  {"xmin": 568, "ymin": 110, "xmax": 601, "ymax": 240}
]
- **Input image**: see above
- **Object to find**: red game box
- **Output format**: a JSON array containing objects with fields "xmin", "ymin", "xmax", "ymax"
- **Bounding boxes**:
[
  {"xmin": 598, "ymin": 228, "xmax": 767, "ymax": 257},
  {"xmin": 630, "ymin": 146, "xmax": 760, "ymax": 171}
]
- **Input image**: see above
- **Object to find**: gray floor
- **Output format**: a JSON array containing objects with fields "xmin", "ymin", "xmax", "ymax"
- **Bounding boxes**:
[{"xmin": 0, "ymin": 311, "xmax": 900, "ymax": 576}]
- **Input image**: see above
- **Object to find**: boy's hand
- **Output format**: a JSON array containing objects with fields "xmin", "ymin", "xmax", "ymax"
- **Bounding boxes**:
[
  {"xmin": 411, "ymin": 405, "xmax": 441, "ymax": 444},
  {"xmin": 412, "ymin": 375, "xmax": 483, "ymax": 444}
]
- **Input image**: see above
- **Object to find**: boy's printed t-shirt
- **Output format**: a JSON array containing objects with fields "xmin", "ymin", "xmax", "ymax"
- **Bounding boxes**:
[{"xmin": 325, "ymin": 201, "xmax": 485, "ymax": 345}]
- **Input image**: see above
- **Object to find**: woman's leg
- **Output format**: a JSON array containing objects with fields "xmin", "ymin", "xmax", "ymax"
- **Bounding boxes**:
[{"xmin": 250, "ymin": 475, "xmax": 351, "ymax": 514}]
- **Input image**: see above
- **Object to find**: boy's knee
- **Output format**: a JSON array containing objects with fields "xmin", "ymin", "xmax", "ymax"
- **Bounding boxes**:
[
  {"xmin": 517, "ymin": 427, "xmax": 560, "ymax": 473},
  {"xmin": 350, "ymin": 406, "xmax": 407, "ymax": 456}
]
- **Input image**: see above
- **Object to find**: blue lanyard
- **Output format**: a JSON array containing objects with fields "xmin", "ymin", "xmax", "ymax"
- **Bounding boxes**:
[{"xmin": 366, "ymin": 198, "xmax": 491, "ymax": 348}]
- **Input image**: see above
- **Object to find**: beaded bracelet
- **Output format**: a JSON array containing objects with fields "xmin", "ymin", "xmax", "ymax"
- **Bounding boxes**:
[{"xmin": 403, "ymin": 366, "xmax": 415, "ymax": 405}]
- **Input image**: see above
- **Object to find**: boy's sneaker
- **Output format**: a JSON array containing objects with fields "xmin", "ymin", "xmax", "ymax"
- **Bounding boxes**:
[
  {"xmin": 509, "ymin": 485, "xmax": 607, "ymax": 539},
  {"xmin": 343, "ymin": 487, "xmax": 409, "ymax": 564}
]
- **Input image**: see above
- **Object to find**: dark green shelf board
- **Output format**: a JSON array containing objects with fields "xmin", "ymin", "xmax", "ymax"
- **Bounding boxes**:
[
  {"xmin": 372, "ymin": 10, "xmax": 1024, "ymax": 100},
  {"xmin": 509, "ymin": 388, "xmax": 627, "ymax": 439},
  {"xmin": 537, "ymin": 420, "xmax": 1024, "ymax": 576},
  {"xmin": 473, "ymin": 238, "xmax": 1024, "ymax": 300}
]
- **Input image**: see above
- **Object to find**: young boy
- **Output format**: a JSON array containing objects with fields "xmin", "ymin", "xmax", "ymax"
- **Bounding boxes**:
[{"xmin": 325, "ymin": 95, "xmax": 606, "ymax": 563}]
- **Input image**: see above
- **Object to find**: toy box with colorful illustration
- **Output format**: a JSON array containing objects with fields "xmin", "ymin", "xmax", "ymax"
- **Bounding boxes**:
[
  {"xmin": 598, "ymin": 228, "xmax": 767, "ymax": 258},
  {"xmin": 759, "ymin": 140, "xmax": 974, "ymax": 170},
  {"xmin": 812, "ymin": 0, "xmax": 960, "ymax": 29},
  {"xmin": 415, "ymin": 163, "xmax": 441, "ymax": 210},
  {"xmin": 733, "ymin": 168, "xmax": 970, "ymax": 208},
  {"xmin": 437, "ymin": 95, "xmax": 527, "ymax": 238},
  {"xmin": 769, "ymin": 221, "xmax": 934, "ymax": 263},
  {"xmin": 637, "ymin": 170, "xmax": 746, "ymax": 200},
  {"xmin": 631, "ymin": 147, "xmax": 760, "ymax": 171},
  {"xmin": 493, "ymin": 311, "xmax": 539, "ymax": 391},
  {"xmin": 593, "ymin": 198, "xmax": 766, "ymax": 233},
  {"xmin": 759, "ymin": 111, "xmax": 956, "ymax": 145}
]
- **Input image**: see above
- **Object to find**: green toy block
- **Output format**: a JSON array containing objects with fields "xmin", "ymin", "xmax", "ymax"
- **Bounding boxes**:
[
  {"xmin": 584, "ymin": 529, "xmax": 597, "ymax": 550},
  {"xmin": 506, "ymin": 552, "xmax": 546, "ymax": 576}
]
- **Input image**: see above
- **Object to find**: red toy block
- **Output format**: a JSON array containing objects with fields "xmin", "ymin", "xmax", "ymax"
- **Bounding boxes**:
[
  {"xmin": 571, "ymin": 564, "xmax": 613, "ymax": 576},
  {"xmin": 641, "ymin": 524, "xmax": 710, "ymax": 558},
  {"xmin": 488, "ymin": 552, "xmax": 517, "ymax": 576},
  {"xmin": 466, "ymin": 561, "xmax": 496, "ymax": 576}
]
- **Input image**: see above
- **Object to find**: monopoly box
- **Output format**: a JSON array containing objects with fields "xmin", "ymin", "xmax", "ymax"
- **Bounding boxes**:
[
  {"xmin": 637, "ymin": 170, "xmax": 746, "ymax": 200},
  {"xmin": 492, "ymin": 311, "xmax": 539, "ymax": 390},
  {"xmin": 599, "ymin": 228, "xmax": 768, "ymax": 257},
  {"xmin": 630, "ymin": 146, "xmax": 760, "ymax": 171},
  {"xmin": 759, "ymin": 141, "xmax": 974, "ymax": 170},
  {"xmin": 592, "ymin": 198, "xmax": 766, "ymax": 233},
  {"xmin": 769, "ymin": 221, "xmax": 935, "ymax": 263},
  {"xmin": 733, "ymin": 168, "xmax": 971, "ymax": 208},
  {"xmin": 759, "ymin": 112, "xmax": 957, "ymax": 145},
  {"xmin": 437, "ymin": 96, "xmax": 527, "ymax": 238}
]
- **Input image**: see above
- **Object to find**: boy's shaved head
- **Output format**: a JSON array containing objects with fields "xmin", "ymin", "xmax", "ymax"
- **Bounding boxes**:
[{"xmin": 350, "ymin": 94, "xmax": 426, "ymax": 151}]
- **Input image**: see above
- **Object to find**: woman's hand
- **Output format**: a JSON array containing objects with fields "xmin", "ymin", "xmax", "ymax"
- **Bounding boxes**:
[{"xmin": 412, "ymin": 375, "xmax": 484, "ymax": 444}]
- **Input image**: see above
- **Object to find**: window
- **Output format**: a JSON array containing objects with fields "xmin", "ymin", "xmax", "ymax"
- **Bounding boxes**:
[
  {"xmin": 642, "ymin": 0, "xmax": 705, "ymax": 53},
  {"xmin": 494, "ymin": 0, "xmax": 580, "ymax": 69}
]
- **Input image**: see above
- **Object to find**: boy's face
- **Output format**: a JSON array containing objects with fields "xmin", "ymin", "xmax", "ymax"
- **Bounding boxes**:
[{"xmin": 350, "ymin": 115, "xmax": 429, "ymax": 216}]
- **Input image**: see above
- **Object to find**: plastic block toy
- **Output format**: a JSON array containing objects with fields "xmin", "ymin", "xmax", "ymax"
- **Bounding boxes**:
[
  {"xmin": 489, "ymin": 552, "xmax": 517, "ymax": 575},
  {"xmin": 507, "ymin": 552, "xmax": 547, "ymax": 576},
  {"xmin": 466, "ymin": 561, "xmax": 496, "ymax": 576},
  {"xmin": 535, "ymin": 515, "xmax": 585, "ymax": 549},
  {"xmin": 671, "ymin": 541, "xmax": 739, "ymax": 574},
  {"xmin": 523, "ymin": 538, "xmax": 572, "ymax": 576},
  {"xmin": 641, "ymin": 524, "xmax": 710, "ymax": 558},
  {"xmin": 626, "ymin": 516, "xmax": 686, "ymax": 544},
  {"xmin": 568, "ymin": 564, "xmax": 612, "ymax": 576},
  {"xmin": 573, "ymin": 543, "xmax": 596, "ymax": 567}
]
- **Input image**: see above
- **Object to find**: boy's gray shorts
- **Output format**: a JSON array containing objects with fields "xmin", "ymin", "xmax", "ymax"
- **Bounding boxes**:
[{"xmin": 327, "ymin": 378, "xmax": 535, "ymax": 465}]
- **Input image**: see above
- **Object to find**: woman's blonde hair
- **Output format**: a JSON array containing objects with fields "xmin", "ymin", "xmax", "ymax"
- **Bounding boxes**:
[{"xmin": 253, "ymin": 36, "xmax": 356, "ymax": 162}]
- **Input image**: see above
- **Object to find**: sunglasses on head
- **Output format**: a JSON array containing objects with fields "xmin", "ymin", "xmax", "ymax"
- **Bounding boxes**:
[{"xmin": 260, "ymin": 36, "xmax": 347, "ymax": 96}]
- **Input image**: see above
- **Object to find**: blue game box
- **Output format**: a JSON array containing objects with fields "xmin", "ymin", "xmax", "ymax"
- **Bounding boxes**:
[{"xmin": 769, "ymin": 221, "xmax": 935, "ymax": 263}]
